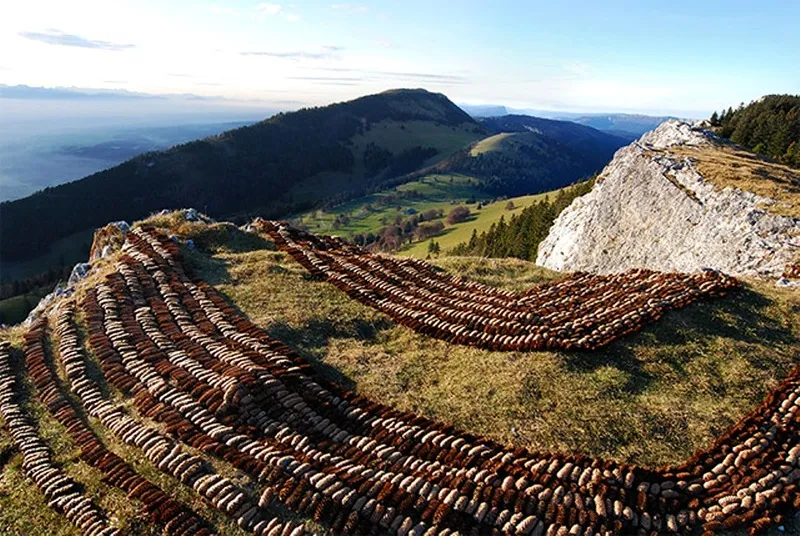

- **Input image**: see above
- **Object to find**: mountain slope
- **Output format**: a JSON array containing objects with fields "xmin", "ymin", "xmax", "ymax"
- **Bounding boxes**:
[
  {"xmin": 438, "ymin": 115, "xmax": 627, "ymax": 195},
  {"xmin": 537, "ymin": 120, "xmax": 800, "ymax": 277},
  {"xmin": 0, "ymin": 89, "xmax": 483, "ymax": 265}
]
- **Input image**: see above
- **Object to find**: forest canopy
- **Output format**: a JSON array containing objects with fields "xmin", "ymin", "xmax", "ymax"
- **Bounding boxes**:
[{"xmin": 710, "ymin": 95, "xmax": 800, "ymax": 168}]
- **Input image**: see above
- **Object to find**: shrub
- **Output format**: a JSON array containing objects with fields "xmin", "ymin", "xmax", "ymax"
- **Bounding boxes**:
[{"xmin": 446, "ymin": 206, "xmax": 471, "ymax": 225}]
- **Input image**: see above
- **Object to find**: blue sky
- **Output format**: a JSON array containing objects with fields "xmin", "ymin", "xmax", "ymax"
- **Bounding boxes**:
[{"xmin": 1, "ymin": 0, "xmax": 798, "ymax": 117}]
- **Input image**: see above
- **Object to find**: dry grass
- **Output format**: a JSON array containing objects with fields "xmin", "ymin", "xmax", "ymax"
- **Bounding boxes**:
[
  {"xmin": 670, "ymin": 144, "xmax": 800, "ymax": 218},
  {"xmin": 197, "ymin": 242, "xmax": 800, "ymax": 469},
  {"xmin": 3, "ymin": 217, "xmax": 799, "ymax": 534}
]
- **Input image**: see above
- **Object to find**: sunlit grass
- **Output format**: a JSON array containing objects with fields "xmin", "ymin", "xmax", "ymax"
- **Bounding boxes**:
[{"xmin": 196, "ymin": 241, "xmax": 800, "ymax": 468}]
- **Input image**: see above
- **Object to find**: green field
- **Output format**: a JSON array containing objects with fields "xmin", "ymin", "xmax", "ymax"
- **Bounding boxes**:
[
  {"xmin": 399, "ymin": 190, "xmax": 556, "ymax": 258},
  {"xmin": 470, "ymin": 132, "xmax": 515, "ymax": 156},
  {"xmin": 0, "ymin": 292, "xmax": 48, "ymax": 325},
  {"xmin": 295, "ymin": 173, "xmax": 487, "ymax": 236},
  {"xmin": 296, "ymin": 172, "xmax": 572, "ymax": 258}
]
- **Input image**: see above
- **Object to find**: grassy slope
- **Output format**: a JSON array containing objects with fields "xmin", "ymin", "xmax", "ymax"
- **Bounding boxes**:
[
  {"xmin": 470, "ymin": 132, "xmax": 515, "ymax": 156},
  {"xmin": 2, "ymin": 218, "xmax": 798, "ymax": 534},
  {"xmin": 1, "ymin": 228, "xmax": 93, "ymax": 283},
  {"xmin": 670, "ymin": 143, "xmax": 800, "ymax": 218},
  {"xmin": 0, "ymin": 291, "xmax": 47, "ymax": 325},
  {"xmin": 287, "ymin": 119, "xmax": 482, "ymax": 205},
  {"xmin": 400, "ymin": 191, "xmax": 555, "ymax": 257},
  {"xmin": 192, "ymin": 236, "xmax": 799, "ymax": 472}
]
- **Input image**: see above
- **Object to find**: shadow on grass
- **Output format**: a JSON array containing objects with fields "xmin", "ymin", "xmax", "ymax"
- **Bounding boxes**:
[
  {"xmin": 192, "ymin": 248, "xmax": 394, "ymax": 390},
  {"xmin": 0, "ymin": 441, "xmax": 17, "ymax": 471},
  {"xmin": 267, "ymin": 316, "xmax": 394, "ymax": 390},
  {"xmin": 188, "ymin": 253, "xmax": 235, "ymax": 286},
  {"xmin": 564, "ymin": 286, "xmax": 797, "ymax": 394}
]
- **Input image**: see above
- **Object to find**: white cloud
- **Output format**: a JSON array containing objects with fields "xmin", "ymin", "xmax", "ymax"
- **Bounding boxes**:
[
  {"xmin": 255, "ymin": 3, "xmax": 282, "ymax": 16},
  {"xmin": 285, "ymin": 13, "xmax": 301, "ymax": 22}
]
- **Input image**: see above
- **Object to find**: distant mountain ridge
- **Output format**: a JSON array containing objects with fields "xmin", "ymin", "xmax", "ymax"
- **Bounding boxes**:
[
  {"xmin": 568, "ymin": 114, "xmax": 677, "ymax": 140},
  {"xmin": 458, "ymin": 104, "xmax": 509, "ymax": 117},
  {"xmin": 457, "ymin": 101, "xmax": 678, "ymax": 137}
]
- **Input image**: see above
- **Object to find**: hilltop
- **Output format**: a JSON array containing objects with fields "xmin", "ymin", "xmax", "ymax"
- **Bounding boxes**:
[
  {"xmin": 435, "ymin": 115, "xmax": 626, "ymax": 196},
  {"xmin": 1, "ymin": 211, "xmax": 798, "ymax": 534},
  {"xmin": 0, "ymin": 89, "xmax": 483, "ymax": 266}
]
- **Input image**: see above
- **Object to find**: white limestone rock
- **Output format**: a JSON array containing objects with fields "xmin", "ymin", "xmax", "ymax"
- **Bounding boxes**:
[
  {"xmin": 536, "ymin": 120, "xmax": 800, "ymax": 277},
  {"xmin": 68, "ymin": 263, "xmax": 91, "ymax": 285}
]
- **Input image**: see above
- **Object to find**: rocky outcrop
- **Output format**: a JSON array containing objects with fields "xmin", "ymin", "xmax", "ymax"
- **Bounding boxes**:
[
  {"xmin": 536, "ymin": 120, "xmax": 800, "ymax": 277},
  {"xmin": 89, "ymin": 221, "xmax": 130, "ymax": 261}
]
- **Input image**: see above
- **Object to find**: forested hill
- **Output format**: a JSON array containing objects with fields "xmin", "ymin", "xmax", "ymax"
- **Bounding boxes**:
[
  {"xmin": 439, "ymin": 115, "xmax": 626, "ymax": 196},
  {"xmin": 711, "ymin": 94, "xmax": 800, "ymax": 167},
  {"xmin": 0, "ymin": 89, "xmax": 484, "ymax": 261}
]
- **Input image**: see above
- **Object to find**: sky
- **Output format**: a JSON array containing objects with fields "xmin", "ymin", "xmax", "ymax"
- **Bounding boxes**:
[{"xmin": 1, "ymin": 0, "xmax": 798, "ymax": 117}]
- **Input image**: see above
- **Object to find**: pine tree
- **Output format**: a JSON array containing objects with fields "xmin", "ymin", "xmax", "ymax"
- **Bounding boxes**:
[{"xmin": 467, "ymin": 229, "xmax": 478, "ymax": 251}]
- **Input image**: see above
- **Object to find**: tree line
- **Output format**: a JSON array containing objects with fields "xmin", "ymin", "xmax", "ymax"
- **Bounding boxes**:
[
  {"xmin": 710, "ymin": 95, "xmax": 800, "ymax": 168},
  {"xmin": 450, "ymin": 179, "xmax": 594, "ymax": 260}
]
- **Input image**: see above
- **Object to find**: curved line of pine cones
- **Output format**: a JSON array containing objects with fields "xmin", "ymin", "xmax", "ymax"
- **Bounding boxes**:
[
  {"xmin": 253, "ymin": 220, "xmax": 739, "ymax": 352},
  {"xmin": 1, "ymin": 224, "xmax": 797, "ymax": 535}
]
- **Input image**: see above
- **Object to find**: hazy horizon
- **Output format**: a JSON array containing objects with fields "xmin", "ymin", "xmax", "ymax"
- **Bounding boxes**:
[{"xmin": 3, "ymin": 1, "xmax": 798, "ymax": 118}]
